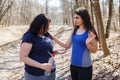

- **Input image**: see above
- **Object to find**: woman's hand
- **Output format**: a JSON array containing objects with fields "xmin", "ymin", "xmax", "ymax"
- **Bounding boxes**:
[
  {"xmin": 54, "ymin": 49, "xmax": 67, "ymax": 54},
  {"xmin": 86, "ymin": 31, "xmax": 98, "ymax": 53},
  {"xmin": 41, "ymin": 63, "xmax": 52, "ymax": 71},
  {"xmin": 86, "ymin": 31, "xmax": 96, "ymax": 44}
]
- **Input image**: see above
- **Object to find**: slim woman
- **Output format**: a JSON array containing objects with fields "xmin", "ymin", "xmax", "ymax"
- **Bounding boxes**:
[{"xmin": 51, "ymin": 7, "xmax": 99, "ymax": 80}]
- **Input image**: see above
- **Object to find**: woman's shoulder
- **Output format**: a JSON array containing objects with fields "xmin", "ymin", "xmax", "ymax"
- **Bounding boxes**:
[
  {"xmin": 22, "ymin": 32, "xmax": 35, "ymax": 43},
  {"xmin": 88, "ymin": 30, "xmax": 95, "ymax": 35},
  {"xmin": 23, "ymin": 32, "xmax": 34, "ymax": 38},
  {"xmin": 45, "ymin": 32, "xmax": 52, "ymax": 39},
  {"xmin": 22, "ymin": 33, "xmax": 35, "ymax": 41}
]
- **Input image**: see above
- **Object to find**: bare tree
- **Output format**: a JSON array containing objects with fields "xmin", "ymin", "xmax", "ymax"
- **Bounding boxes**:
[
  {"xmin": 85, "ymin": 0, "xmax": 89, "ymax": 9},
  {"xmin": 75, "ymin": 0, "xmax": 89, "ymax": 8},
  {"xmin": 71, "ymin": 0, "xmax": 74, "ymax": 26},
  {"xmin": 0, "ymin": 0, "xmax": 119, "ymax": 29},
  {"xmin": 92, "ymin": 0, "xmax": 110, "ymax": 56},
  {"xmin": 60, "ymin": 0, "xmax": 72, "ymax": 25},
  {"xmin": 20, "ymin": 0, "xmax": 34, "ymax": 25},
  {"xmin": 0, "ymin": 0, "xmax": 14, "ymax": 22},
  {"xmin": 0, "ymin": 0, "xmax": 2, "ymax": 11},
  {"xmin": 75, "ymin": 0, "xmax": 79, "ymax": 8},
  {"xmin": 105, "ymin": 0, "xmax": 113, "ymax": 38},
  {"xmin": 90, "ymin": 0, "xmax": 94, "ymax": 25},
  {"xmin": 45, "ymin": 0, "xmax": 48, "ymax": 15}
]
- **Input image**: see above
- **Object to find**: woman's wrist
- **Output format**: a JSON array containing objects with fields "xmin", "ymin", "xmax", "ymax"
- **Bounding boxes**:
[
  {"xmin": 53, "ymin": 50, "xmax": 58, "ymax": 54},
  {"xmin": 52, "ymin": 36, "xmax": 56, "ymax": 40},
  {"xmin": 53, "ymin": 49, "xmax": 67, "ymax": 54}
]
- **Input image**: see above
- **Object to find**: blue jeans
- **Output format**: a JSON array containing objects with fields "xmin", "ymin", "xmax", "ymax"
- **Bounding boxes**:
[{"xmin": 24, "ymin": 71, "xmax": 56, "ymax": 80}]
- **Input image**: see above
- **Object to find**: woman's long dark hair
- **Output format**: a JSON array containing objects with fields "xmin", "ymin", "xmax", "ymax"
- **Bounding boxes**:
[
  {"xmin": 73, "ymin": 7, "xmax": 99, "ymax": 41},
  {"xmin": 23, "ymin": 14, "xmax": 49, "ymax": 36}
]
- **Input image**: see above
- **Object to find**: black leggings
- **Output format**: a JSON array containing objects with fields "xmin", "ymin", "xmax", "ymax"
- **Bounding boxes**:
[{"xmin": 70, "ymin": 65, "xmax": 92, "ymax": 80}]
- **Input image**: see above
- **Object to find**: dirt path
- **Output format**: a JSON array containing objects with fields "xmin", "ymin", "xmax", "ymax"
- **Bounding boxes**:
[{"xmin": 0, "ymin": 40, "xmax": 24, "ymax": 80}]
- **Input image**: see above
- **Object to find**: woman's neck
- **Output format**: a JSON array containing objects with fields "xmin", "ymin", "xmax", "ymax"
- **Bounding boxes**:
[
  {"xmin": 77, "ymin": 25, "xmax": 86, "ymax": 34},
  {"xmin": 78, "ymin": 24, "xmax": 86, "ymax": 30},
  {"xmin": 38, "ymin": 34, "xmax": 45, "ymax": 38}
]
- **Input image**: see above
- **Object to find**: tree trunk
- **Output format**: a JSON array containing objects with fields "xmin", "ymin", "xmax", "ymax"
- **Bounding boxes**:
[
  {"xmin": 90, "ymin": 0, "xmax": 94, "ymax": 26},
  {"xmin": 71, "ymin": 0, "xmax": 74, "ymax": 26},
  {"xmin": 85, "ymin": 0, "xmax": 89, "ymax": 10},
  {"xmin": 61, "ymin": 0, "xmax": 71, "ymax": 25},
  {"xmin": 92, "ymin": 0, "xmax": 110, "ymax": 56},
  {"xmin": 105, "ymin": 0, "xmax": 113, "ymax": 38},
  {"xmin": 90, "ymin": 0, "xmax": 102, "ymax": 49},
  {"xmin": 0, "ymin": 0, "xmax": 2, "ymax": 12},
  {"xmin": 75, "ymin": 0, "xmax": 79, "ymax": 8},
  {"xmin": 0, "ymin": 0, "xmax": 14, "ymax": 22},
  {"xmin": 45, "ymin": 0, "xmax": 48, "ymax": 15},
  {"xmin": 119, "ymin": 6, "xmax": 120, "ymax": 26}
]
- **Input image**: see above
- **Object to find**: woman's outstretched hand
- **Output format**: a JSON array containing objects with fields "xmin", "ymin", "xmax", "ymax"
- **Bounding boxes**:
[{"xmin": 54, "ymin": 49, "xmax": 67, "ymax": 54}]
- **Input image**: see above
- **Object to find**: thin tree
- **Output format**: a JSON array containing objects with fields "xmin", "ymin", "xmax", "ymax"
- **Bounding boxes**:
[
  {"xmin": 0, "ymin": 0, "xmax": 15, "ymax": 22},
  {"xmin": 45, "ymin": 0, "xmax": 48, "ymax": 15},
  {"xmin": 105, "ymin": 0, "xmax": 113, "ymax": 38},
  {"xmin": 92, "ymin": 0, "xmax": 110, "ymax": 56},
  {"xmin": 0, "ymin": 0, "xmax": 3, "ymax": 13},
  {"xmin": 71, "ymin": 0, "xmax": 74, "ymax": 26},
  {"xmin": 85, "ymin": 0, "xmax": 89, "ymax": 9},
  {"xmin": 75, "ymin": 0, "xmax": 79, "ymax": 8},
  {"xmin": 90, "ymin": 0, "xmax": 94, "ymax": 25},
  {"xmin": 90, "ymin": 0, "xmax": 102, "ymax": 49},
  {"xmin": 60, "ymin": 0, "xmax": 71, "ymax": 25}
]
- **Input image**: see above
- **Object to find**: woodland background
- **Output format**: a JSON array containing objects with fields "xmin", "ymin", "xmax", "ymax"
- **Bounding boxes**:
[{"xmin": 0, "ymin": 0, "xmax": 120, "ymax": 80}]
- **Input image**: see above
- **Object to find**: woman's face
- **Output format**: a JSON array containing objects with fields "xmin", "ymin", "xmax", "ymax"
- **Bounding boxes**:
[
  {"xmin": 39, "ymin": 24, "xmax": 49, "ymax": 35},
  {"xmin": 73, "ymin": 14, "xmax": 83, "ymax": 26}
]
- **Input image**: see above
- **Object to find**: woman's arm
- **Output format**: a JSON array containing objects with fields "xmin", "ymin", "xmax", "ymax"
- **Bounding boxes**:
[
  {"xmin": 86, "ymin": 31, "xmax": 98, "ymax": 53},
  {"xmin": 53, "ymin": 48, "xmax": 67, "ymax": 54},
  {"xmin": 20, "ymin": 43, "xmax": 52, "ymax": 71},
  {"xmin": 52, "ymin": 36, "xmax": 71, "ymax": 49},
  {"xmin": 51, "ymin": 29, "xmax": 74, "ymax": 49}
]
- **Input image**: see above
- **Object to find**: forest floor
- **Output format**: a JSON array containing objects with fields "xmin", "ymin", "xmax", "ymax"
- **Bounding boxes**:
[{"xmin": 0, "ymin": 25, "xmax": 120, "ymax": 80}]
